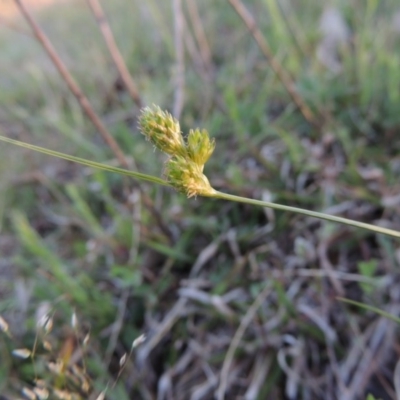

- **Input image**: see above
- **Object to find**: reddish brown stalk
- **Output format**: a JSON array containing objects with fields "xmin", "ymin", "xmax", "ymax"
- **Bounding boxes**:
[
  {"xmin": 14, "ymin": 0, "xmax": 174, "ymax": 241},
  {"xmin": 86, "ymin": 0, "xmax": 143, "ymax": 109},
  {"xmin": 186, "ymin": 0, "xmax": 212, "ymax": 72},
  {"xmin": 181, "ymin": 16, "xmax": 208, "ymax": 81},
  {"xmin": 14, "ymin": 0, "xmax": 129, "ymax": 169},
  {"xmin": 227, "ymin": 0, "xmax": 319, "ymax": 128}
]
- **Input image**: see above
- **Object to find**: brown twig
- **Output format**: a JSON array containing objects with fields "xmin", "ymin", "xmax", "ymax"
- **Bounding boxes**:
[
  {"xmin": 14, "ymin": 0, "xmax": 174, "ymax": 241},
  {"xmin": 181, "ymin": 16, "xmax": 208, "ymax": 81},
  {"xmin": 180, "ymin": 15, "xmax": 220, "ymax": 117},
  {"xmin": 85, "ymin": 0, "xmax": 173, "ymax": 239},
  {"xmin": 86, "ymin": 0, "xmax": 143, "ymax": 109},
  {"xmin": 227, "ymin": 0, "xmax": 319, "ymax": 128},
  {"xmin": 172, "ymin": 0, "xmax": 185, "ymax": 119},
  {"xmin": 186, "ymin": 0, "xmax": 212, "ymax": 72},
  {"xmin": 14, "ymin": 0, "xmax": 129, "ymax": 169}
]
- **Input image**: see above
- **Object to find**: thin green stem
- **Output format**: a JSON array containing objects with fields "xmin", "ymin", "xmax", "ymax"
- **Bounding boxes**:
[
  {"xmin": 213, "ymin": 191, "xmax": 400, "ymax": 238},
  {"xmin": 337, "ymin": 297, "xmax": 400, "ymax": 324},
  {"xmin": 0, "ymin": 135, "xmax": 169, "ymax": 187},
  {"xmin": 2, "ymin": 134, "xmax": 399, "ymax": 239}
]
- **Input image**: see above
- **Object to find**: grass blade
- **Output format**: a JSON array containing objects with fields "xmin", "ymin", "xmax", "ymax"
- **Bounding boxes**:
[
  {"xmin": 337, "ymin": 297, "xmax": 400, "ymax": 325},
  {"xmin": 0, "ymin": 135, "xmax": 169, "ymax": 187},
  {"xmin": 214, "ymin": 191, "xmax": 400, "ymax": 238}
]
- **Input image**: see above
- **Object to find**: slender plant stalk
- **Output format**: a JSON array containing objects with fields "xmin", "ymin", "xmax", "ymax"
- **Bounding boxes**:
[
  {"xmin": 212, "ymin": 191, "xmax": 400, "ymax": 238},
  {"xmin": 14, "ymin": 0, "xmax": 176, "ymax": 240},
  {"xmin": 227, "ymin": 0, "xmax": 320, "ymax": 128},
  {"xmin": 86, "ymin": 0, "xmax": 143, "ymax": 109},
  {"xmin": 0, "ymin": 135, "xmax": 168, "ymax": 187},
  {"xmin": 1, "ymin": 133, "xmax": 399, "ymax": 239},
  {"xmin": 14, "ymin": 0, "xmax": 129, "ymax": 169},
  {"xmin": 186, "ymin": 0, "xmax": 212, "ymax": 70},
  {"xmin": 337, "ymin": 297, "xmax": 400, "ymax": 324}
]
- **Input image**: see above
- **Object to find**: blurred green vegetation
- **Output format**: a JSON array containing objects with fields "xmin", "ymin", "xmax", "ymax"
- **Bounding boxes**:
[{"xmin": 0, "ymin": 0, "xmax": 400, "ymax": 399}]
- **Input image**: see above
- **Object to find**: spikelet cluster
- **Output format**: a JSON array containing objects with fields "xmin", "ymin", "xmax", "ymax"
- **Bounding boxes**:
[
  {"xmin": 139, "ymin": 105, "xmax": 216, "ymax": 197},
  {"xmin": 139, "ymin": 105, "xmax": 185, "ymax": 157}
]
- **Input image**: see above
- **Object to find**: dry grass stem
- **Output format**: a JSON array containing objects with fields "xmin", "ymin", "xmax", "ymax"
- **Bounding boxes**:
[
  {"xmin": 317, "ymin": 240, "xmax": 345, "ymax": 296},
  {"xmin": 189, "ymin": 233, "xmax": 227, "ymax": 276},
  {"xmin": 394, "ymin": 359, "xmax": 400, "ymax": 399},
  {"xmin": 14, "ymin": 0, "xmax": 130, "ymax": 169},
  {"xmin": 137, "ymin": 298, "xmax": 188, "ymax": 365},
  {"xmin": 216, "ymin": 283, "xmax": 272, "ymax": 400},
  {"xmin": 339, "ymin": 316, "xmax": 396, "ymax": 400},
  {"xmin": 227, "ymin": 0, "xmax": 319, "ymax": 128},
  {"xmin": 297, "ymin": 303, "xmax": 337, "ymax": 342},
  {"xmin": 104, "ymin": 287, "xmax": 130, "ymax": 367},
  {"xmin": 86, "ymin": 0, "xmax": 143, "ymax": 109},
  {"xmin": 181, "ymin": 16, "xmax": 209, "ymax": 81},
  {"xmin": 186, "ymin": 0, "xmax": 212, "ymax": 71},
  {"xmin": 15, "ymin": 1, "xmax": 173, "ymax": 243},
  {"xmin": 244, "ymin": 354, "xmax": 272, "ymax": 400}
]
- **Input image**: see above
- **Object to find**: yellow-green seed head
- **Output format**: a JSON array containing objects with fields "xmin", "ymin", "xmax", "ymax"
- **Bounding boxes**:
[
  {"xmin": 186, "ymin": 128, "xmax": 215, "ymax": 167},
  {"xmin": 139, "ymin": 105, "xmax": 217, "ymax": 198},
  {"xmin": 165, "ymin": 156, "xmax": 215, "ymax": 198},
  {"xmin": 139, "ymin": 105, "xmax": 185, "ymax": 156}
]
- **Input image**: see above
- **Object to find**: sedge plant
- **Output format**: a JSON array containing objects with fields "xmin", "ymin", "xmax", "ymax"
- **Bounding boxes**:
[{"xmin": 0, "ymin": 104, "xmax": 399, "ymax": 239}]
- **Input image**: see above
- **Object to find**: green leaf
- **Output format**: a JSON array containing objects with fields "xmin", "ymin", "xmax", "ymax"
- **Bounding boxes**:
[
  {"xmin": 366, "ymin": 393, "xmax": 381, "ymax": 400},
  {"xmin": 357, "ymin": 259, "xmax": 378, "ymax": 295},
  {"xmin": 12, "ymin": 211, "xmax": 88, "ymax": 305}
]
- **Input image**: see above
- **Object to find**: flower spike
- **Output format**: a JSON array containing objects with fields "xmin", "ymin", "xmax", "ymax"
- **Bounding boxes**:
[
  {"xmin": 139, "ymin": 105, "xmax": 185, "ymax": 156},
  {"xmin": 186, "ymin": 129, "xmax": 215, "ymax": 167},
  {"xmin": 165, "ymin": 156, "xmax": 215, "ymax": 198},
  {"xmin": 139, "ymin": 105, "xmax": 216, "ymax": 197}
]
